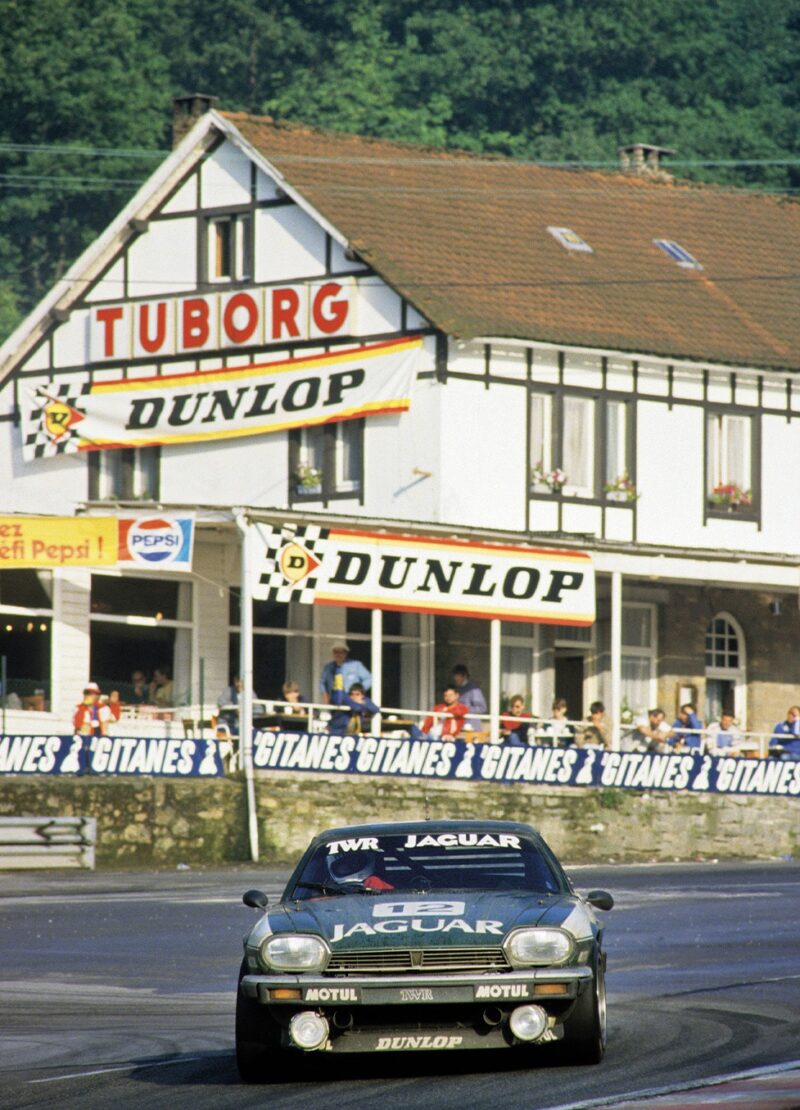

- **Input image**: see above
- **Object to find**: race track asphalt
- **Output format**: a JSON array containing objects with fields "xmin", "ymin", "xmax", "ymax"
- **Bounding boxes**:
[{"xmin": 1, "ymin": 859, "xmax": 798, "ymax": 1109}]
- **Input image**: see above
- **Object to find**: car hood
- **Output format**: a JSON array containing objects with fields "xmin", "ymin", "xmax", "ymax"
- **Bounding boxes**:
[{"xmin": 247, "ymin": 891, "xmax": 596, "ymax": 950}]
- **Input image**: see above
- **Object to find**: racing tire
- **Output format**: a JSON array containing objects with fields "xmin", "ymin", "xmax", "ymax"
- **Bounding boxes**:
[
  {"xmin": 235, "ymin": 961, "xmax": 288, "ymax": 1083},
  {"xmin": 561, "ymin": 952, "xmax": 606, "ymax": 1065}
]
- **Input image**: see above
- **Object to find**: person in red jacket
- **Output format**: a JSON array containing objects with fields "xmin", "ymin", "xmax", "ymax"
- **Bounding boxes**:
[
  {"xmin": 419, "ymin": 684, "xmax": 468, "ymax": 739},
  {"xmin": 73, "ymin": 682, "xmax": 104, "ymax": 736}
]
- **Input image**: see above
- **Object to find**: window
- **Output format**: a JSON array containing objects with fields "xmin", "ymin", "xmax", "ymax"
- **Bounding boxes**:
[
  {"xmin": 90, "ymin": 575, "xmax": 193, "ymax": 706},
  {"xmin": 207, "ymin": 213, "xmax": 253, "ymax": 282},
  {"xmin": 706, "ymin": 412, "xmax": 756, "ymax": 515},
  {"xmin": 88, "ymin": 447, "xmax": 160, "ymax": 501},
  {"xmin": 620, "ymin": 603, "xmax": 656, "ymax": 720},
  {"xmin": 562, "ymin": 395, "xmax": 594, "ymax": 496},
  {"xmin": 546, "ymin": 226, "xmax": 593, "ymax": 254},
  {"xmin": 0, "ymin": 570, "xmax": 53, "ymax": 710},
  {"xmin": 530, "ymin": 391, "xmax": 633, "ymax": 501},
  {"xmin": 500, "ymin": 621, "xmax": 539, "ymax": 712},
  {"xmin": 653, "ymin": 239, "xmax": 702, "ymax": 270},
  {"xmin": 290, "ymin": 420, "xmax": 364, "ymax": 501},
  {"xmin": 705, "ymin": 613, "xmax": 746, "ymax": 723}
]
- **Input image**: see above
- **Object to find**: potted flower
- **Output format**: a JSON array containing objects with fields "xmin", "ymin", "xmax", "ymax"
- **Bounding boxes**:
[
  {"xmin": 296, "ymin": 463, "xmax": 322, "ymax": 493},
  {"xmin": 603, "ymin": 473, "xmax": 640, "ymax": 502},
  {"xmin": 709, "ymin": 482, "xmax": 752, "ymax": 510},
  {"xmin": 531, "ymin": 461, "xmax": 567, "ymax": 493}
]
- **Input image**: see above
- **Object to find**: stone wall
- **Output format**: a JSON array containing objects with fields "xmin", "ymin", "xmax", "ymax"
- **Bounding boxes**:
[{"xmin": 0, "ymin": 772, "xmax": 796, "ymax": 867}]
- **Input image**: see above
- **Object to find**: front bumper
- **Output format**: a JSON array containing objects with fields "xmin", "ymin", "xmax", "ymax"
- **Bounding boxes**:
[
  {"xmin": 241, "ymin": 967, "xmax": 592, "ymax": 1053},
  {"xmin": 242, "ymin": 966, "xmax": 591, "ymax": 1006}
]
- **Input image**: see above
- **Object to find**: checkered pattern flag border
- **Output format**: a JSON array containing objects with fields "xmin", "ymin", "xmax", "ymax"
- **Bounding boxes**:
[
  {"xmin": 255, "ymin": 523, "xmax": 330, "ymax": 603},
  {"xmin": 24, "ymin": 378, "xmax": 91, "ymax": 458}
]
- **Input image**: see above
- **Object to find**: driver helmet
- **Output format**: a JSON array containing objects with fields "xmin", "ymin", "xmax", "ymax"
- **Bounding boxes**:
[{"xmin": 327, "ymin": 849, "xmax": 378, "ymax": 884}]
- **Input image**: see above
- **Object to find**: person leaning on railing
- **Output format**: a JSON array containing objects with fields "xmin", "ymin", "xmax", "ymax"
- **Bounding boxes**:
[{"xmin": 769, "ymin": 705, "xmax": 800, "ymax": 760}]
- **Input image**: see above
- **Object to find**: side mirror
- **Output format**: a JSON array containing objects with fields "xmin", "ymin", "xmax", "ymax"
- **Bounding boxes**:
[
  {"xmin": 586, "ymin": 889, "xmax": 614, "ymax": 911},
  {"xmin": 243, "ymin": 888, "xmax": 269, "ymax": 910}
]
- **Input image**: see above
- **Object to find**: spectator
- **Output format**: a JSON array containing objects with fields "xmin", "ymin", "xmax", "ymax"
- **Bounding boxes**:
[
  {"xmin": 452, "ymin": 664, "xmax": 487, "ymax": 731},
  {"xmin": 577, "ymin": 725, "xmax": 607, "ymax": 749},
  {"xmin": 217, "ymin": 676, "xmax": 250, "ymax": 709},
  {"xmin": 501, "ymin": 695, "xmax": 533, "ymax": 746},
  {"xmin": 414, "ymin": 685, "xmax": 469, "ymax": 740},
  {"xmin": 128, "ymin": 669, "xmax": 149, "ymax": 705},
  {"xmin": 704, "ymin": 711, "xmax": 744, "ymax": 756},
  {"xmin": 277, "ymin": 680, "xmax": 306, "ymax": 712},
  {"xmin": 281, "ymin": 680, "xmax": 304, "ymax": 704},
  {"xmin": 328, "ymin": 682, "xmax": 379, "ymax": 735},
  {"xmin": 73, "ymin": 682, "xmax": 106, "ymax": 736},
  {"xmin": 149, "ymin": 666, "xmax": 174, "ymax": 708},
  {"xmin": 100, "ymin": 691, "xmax": 122, "ymax": 725},
  {"xmin": 540, "ymin": 698, "xmax": 576, "ymax": 747},
  {"xmin": 669, "ymin": 703, "xmax": 704, "ymax": 751},
  {"xmin": 583, "ymin": 700, "xmax": 611, "ymax": 749},
  {"xmin": 632, "ymin": 707, "xmax": 671, "ymax": 752},
  {"xmin": 319, "ymin": 643, "xmax": 372, "ymax": 704},
  {"xmin": 769, "ymin": 705, "xmax": 800, "ymax": 760}
]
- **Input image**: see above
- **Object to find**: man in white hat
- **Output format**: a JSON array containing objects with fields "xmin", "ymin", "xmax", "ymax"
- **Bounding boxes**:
[{"xmin": 319, "ymin": 642, "xmax": 372, "ymax": 704}]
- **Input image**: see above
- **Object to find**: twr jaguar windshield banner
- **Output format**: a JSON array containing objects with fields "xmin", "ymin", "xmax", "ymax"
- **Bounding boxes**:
[
  {"xmin": 20, "ymin": 337, "xmax": 421, "ymax": 460},
  {"xmin": 249, "ymin": 523, "xmax": 595, "ymax": 625}
]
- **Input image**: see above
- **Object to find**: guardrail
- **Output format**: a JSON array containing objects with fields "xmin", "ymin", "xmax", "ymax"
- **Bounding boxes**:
[{"xmin": 0, "ymin": 816, "xmax": 96, "ymax": 870}]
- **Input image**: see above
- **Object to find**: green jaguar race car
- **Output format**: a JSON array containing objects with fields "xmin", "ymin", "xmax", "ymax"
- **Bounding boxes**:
[{"xmin": 236, "ymin": 819, "xmax": 613, "ymax": 1081}]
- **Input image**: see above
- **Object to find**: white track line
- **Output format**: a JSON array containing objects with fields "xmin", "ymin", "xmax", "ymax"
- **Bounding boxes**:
[
  {"xmin": 28, "ymin": 1053, "xmax": 214, "ymax": 1084},
  {"xmin": 535, "ymin": 1058, "xmax": 800, "ymax": 1110}
]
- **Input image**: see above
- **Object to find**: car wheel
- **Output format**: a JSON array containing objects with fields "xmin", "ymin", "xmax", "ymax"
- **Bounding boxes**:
[
  {"xmin": 562, "ymin": 951, "xmax": 606, "ymax": 1065},
  {"xmin": 235, "ymin": 961, "xmax": 286, "ymax": 1083}
]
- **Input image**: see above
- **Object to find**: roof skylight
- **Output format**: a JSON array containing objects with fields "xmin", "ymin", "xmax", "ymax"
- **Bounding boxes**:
[
  {"xmin": 653, "ymin": 239, "xmax": 703, "ymax": 270},
  {"xmin": 547, "ymin": 226, "xmax": 593, "ymax": 253}
]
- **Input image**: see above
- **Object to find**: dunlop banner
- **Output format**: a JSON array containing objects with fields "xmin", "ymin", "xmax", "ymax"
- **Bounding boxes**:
[
  {"xmin": 250, "ymin": 524, "xmax": 594, "ymax": 625},
  {"xmin": 21, "ymin": 337, "xmax": 421, "ymax": 460},
  {"xmin": 0, "ymin": 516, "xmax": 116, "ymax": 567}
]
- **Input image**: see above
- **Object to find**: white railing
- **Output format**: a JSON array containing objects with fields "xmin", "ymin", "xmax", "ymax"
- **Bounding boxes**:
[{"xmin": 1, "ymin": 697, "xmax": 789, "ymax": 758}]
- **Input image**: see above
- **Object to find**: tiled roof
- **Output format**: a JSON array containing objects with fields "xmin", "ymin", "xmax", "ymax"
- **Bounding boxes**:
[{"xmin": 225, "ymin": 113, "xmax": 800, "ymax": 372}]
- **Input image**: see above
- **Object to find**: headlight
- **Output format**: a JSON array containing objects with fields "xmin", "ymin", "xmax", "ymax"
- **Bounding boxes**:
[
  {"xmin": 504, "ymin": 927, "xmax": 574, "ymax": 967},
  {"xmin": 260, "ymin": 934, "xmax": 329, "ymax": 972}
]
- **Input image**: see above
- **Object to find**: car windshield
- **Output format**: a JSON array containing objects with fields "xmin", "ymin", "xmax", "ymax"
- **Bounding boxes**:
[{"xmin": 288, "ymin": 830, "xmax": 564, "ymax": 900}]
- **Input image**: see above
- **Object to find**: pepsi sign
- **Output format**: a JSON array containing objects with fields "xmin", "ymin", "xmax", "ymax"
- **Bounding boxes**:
[{"xmin": 117, "ymin": 516, "xmax": 194, "ymax": 571}]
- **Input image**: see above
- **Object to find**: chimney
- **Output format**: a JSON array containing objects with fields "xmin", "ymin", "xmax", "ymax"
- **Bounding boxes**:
[
  {"xmin": 172, "ymin": 94, "xmax": 218, "ymax": 148},
  {"xmin": 618, "ymin": 143, "xmax": 675, "ymax": 179}
]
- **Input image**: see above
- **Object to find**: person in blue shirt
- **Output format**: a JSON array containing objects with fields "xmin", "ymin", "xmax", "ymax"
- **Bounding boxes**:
[
  {"xmin": 669, "ymin": 703, "xmax": 704, "ymax": 750},
  {"xmin": 769, "ymin": 705, "xmax": 800, "ymax": 759},
  {"xmin": 319, "ymin": 642, "xmax": 372, "ymax": 704},
  {"xmin": 328, "ymin": 682, "xmax": 380, "ymax": 735},
  {"xmin": 451, "ymin": 664, "xmax": 487, "ymax": 731}
]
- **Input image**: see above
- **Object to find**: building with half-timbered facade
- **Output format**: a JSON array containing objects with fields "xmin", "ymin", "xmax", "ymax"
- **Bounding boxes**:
[{"xmin": 1, "ymin": 96, "xmax": 798, "ymax": 742}]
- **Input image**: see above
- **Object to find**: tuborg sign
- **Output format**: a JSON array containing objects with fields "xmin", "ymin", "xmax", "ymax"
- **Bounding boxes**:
[{"xmin": 250, "ymin": 523, "xmax": 594, "ymax": 624}]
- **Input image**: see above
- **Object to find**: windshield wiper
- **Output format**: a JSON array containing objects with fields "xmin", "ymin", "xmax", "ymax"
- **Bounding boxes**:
[
  {"xmin": 294, "ymin": 880, "xmax": 383, "ymax": 896},
  {"xmin": 294, "ymin": 880, "xmax": 345, "ymax": 896}
]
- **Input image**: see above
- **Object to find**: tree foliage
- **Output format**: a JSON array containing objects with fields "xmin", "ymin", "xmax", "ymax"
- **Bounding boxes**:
[{"xmin": 1, "ymin": 0, "xmax": 798, "ymax": 340}]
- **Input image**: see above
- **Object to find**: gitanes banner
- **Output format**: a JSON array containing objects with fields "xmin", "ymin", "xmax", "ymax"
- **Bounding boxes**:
[
  {"xmin": 0, "ymin": 734, "xmax": 224, "ymax": 776},
  {"xmin": 250, "ymin": 524, "xmax": 595, "ymax": 625},
  {"xmin": 2, "ymin": 730, "xmax": 798, "ymax": 796},
  {"xmin": 21, "ymin": 337, "xmax": 421, "ymax": 460},
  {"xmin": 251, "ymin": 732, "xmax": 800, "ymax": 798}
]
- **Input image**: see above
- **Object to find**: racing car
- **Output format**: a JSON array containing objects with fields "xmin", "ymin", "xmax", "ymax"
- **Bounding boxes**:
[{"xmin": 236, "ymin": 819, "xmax": 613, "ymax": 1080}]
